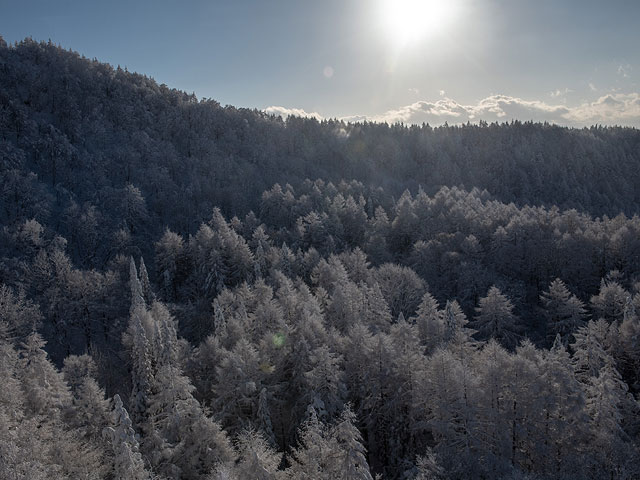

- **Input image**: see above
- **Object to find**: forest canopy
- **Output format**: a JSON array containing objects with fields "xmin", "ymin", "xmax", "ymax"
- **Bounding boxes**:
[{"xmin": 1, "ymin": 38, "xmax": 640, "ymax": 479}]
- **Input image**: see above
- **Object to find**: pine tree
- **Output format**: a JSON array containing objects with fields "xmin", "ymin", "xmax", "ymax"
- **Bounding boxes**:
[
  {"xmin": 539, "ymin": 335, "xmax": 588, "ymax": 475},
  {"xmin": 0, "ymin": 283, "xmax": 43, "ymax": 342},
  {"xmin": 473, "ymin": 286, "xmax": 520, "ymax": 349},
  {"xmin": 303, "ymin": 344, "xmax": 346, "ymax": 421},
  {"xmin": 150, "ymin": 301, "xmax": 178, "ymax": 367},
  {"xmin": 362, "ymin": 281, "xmax": 393, "ymax": 333},
  {"xmin": 104, "ymin": 394, "xmax": 150, "ymax": 480},
  {"xmin": 414, "ymin": 447, "xmax": 445, "ymax": 480},
  {"xmin": 590, "ymin": 279, "xmax": 627, "ymax": 323},
  {"xmin": 155, "ymin": 228, "xmax": 184, "ymax": 301},
  {"xmin": 571, "ymin": 319, "xmax": 612, "ymax": 383},
  {"xmin": 213, "ymin": 299, "xmax": 227, "ymax": 338},
  {"xmin": 62, "ymin": 353, "xmax": 98, "ymax": 393},
  {"xmin": 212, "ymin": 339, "xmax": 263, "ymax": 435},
  {"xmin": 586, "ymin": 361, "xmax": 628, "ymax": 444},
  {"xmin": 138, "ymin": 257, "xmax": 156, "ymax": 306},
  {"xmin": 443, "ymin": 300, "xmax": 474, "ymax": 347},
  {"xmin": 127, "ymin": 308, "xmax": 154, "ymax": 426},
  {"xmin": 418, "ymin": 347, "xmax": 479, "ymax": 473},
  {"xmin": 327, "ymin": 406, "xmax": 374, "ymax": 480},
  {"xmin": 145, "ymin": 364, "xmax": 235, "ymax": 478},
  {"xmin": 258, "ymin": 387, "xmax": 277, "ymax": 446},
  {"xmin": 19, "ymin": 332, "xmax": 72, "ymax": 418},
  {"xmin": 72, "ymin": 376, "xmax": 112, "ymax": 440},
  {"xmin": 233, "ymin": 429, "xmax": 283, "ymax": 480},
  {"xmin": 412, "ymin": 291, "xmax": 444, "ymax": 352},
  {"xmin": 287, "ymin": 408, "xmax": 332, "ymax": 479},
  {"xmin": 130, "ymin": 257, "xmax": 145, "ymax": 313},
  {"xmin": 619, "ymin": 295, "xmax": 640, "ymax": 390},
  {"xmin": 541, "ymin": 278, "xmax": 587, "ymax": 345}
]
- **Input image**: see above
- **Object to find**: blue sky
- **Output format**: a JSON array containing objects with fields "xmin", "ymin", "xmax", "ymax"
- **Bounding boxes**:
[{"xmin": 1, "ymin": 0, "xmax": 639, "ymax": 126}]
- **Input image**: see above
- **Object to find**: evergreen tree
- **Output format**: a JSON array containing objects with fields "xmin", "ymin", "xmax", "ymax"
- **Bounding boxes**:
[
  {"xmin": 233, "ymin": 429, "xmax": 283, "ymax": 480},
  {"xmin": 145, "ymin": 364, "xmax": 235, "ymax": 478},
  {"xmin": 138, "ymin": 257, "xmax": 156, "ymax": 306},
  {"xmin": 619, "ymin": 295, "xmax": 640, "ymax": 390},
  {"xmin": 72, "ymin": 376, "xmax": 112, "ymax": 440},
  {"xmin": 413, "ymin": 447, "xmax": 445, "ymax": 480},
  {"xmin": 412, "ymin": 291, "xmax": 444, "ymax": 352},
  {"xmin": 303, "ymin": 344, "xmax": 346, "ymax": 421},
  {"xmin": 327, "ymin": 406, "xmax": 374, "ymax": 480},
  {"xmin": 541, "ymin": 278, "xmax": 587, "ymax": 345},
  {"xmin": 590, "ymin": 279, "xmax": 627, "ymax": 323},
  {"xmin": 127, "ymin": 307, "xmax": 154, "ymax": 425},
  {"xmin": 104, "ymin": 394, "xmax": 150, "ymax": 480},
  {"xmin": 473, "ymin": 286, "xmax": 520, "ymax": 349},
  {"xmin": 571, "ymin": 319, "xmax": 612, "ymax": 383},
  {"xmin": 19, "ymin": 332, "xmax": 72, "ymax": 418},
  {"xmin": 287, "ymin": 408, "xmax": 332, "ymax": 478}
]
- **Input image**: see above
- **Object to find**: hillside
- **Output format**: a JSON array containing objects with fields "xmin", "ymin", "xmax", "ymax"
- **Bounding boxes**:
[
  {"xmin": 1, "ymin": 38, "xmax": 640, "ymax": 480},
  {"xmin": 2, "ymin": 39, "xmax": 640, "ymax": 263}
]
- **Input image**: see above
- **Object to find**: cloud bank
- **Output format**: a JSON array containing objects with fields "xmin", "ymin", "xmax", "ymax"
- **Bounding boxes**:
[
  {"xmin": 266, "ymin": 93, "xmax": 640, "ymax": 128},
  {"xmin": 263, "ymin": 105, "xmax": 323, "ymax": 121}
]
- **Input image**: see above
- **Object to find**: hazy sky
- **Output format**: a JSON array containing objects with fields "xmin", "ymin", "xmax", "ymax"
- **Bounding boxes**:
[{"xmin": 2, "ymin": 0, "xmax": 639, "ymax": 126}]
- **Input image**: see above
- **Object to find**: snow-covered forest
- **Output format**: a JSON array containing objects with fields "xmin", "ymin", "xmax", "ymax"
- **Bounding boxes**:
[{"xmin": 1, "ymin": 38, "xmax": 640, "ymax": 479}]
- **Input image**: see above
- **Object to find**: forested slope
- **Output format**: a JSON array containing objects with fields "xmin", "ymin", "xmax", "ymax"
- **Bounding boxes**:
[
  {"xmin": 2, "ymin": 38, "xmax": 640, "ymax": 266},
  {"xmin": 1, "ymin": 38, "xmax": 640, "ymax": 479}
]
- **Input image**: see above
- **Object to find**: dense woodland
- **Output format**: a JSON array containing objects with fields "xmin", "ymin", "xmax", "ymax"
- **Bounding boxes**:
[{"xmin": 1, "ymin": 38, "xmax": 640, "ymax": 479}]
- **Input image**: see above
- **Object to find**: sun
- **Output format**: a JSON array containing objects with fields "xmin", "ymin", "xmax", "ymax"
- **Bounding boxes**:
[{"xmin": 379, "ymin": 0, "xmax": 457, "ymax": 46}]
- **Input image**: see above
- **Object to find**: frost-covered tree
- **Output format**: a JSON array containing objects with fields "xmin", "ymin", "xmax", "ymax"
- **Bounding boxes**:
[
  {"xmin": 412, "ymin": 291, "xmax": 444, "ymax": 352},
  {"xmin": 442, "ymin": 300, "xmax": 474, "ymax": 347},
  {"xmin": 126, "ymin": 306, "xmax": 154, "ymax": 425},
  {"xmin": 418, "ymin": 347, "xmax": 479, "ymax": 474},
  {"xmin": 361, "ymin": 281, "xmax": 393, "ymax": 333},
  {"xmin": 211, "ymin": 338, "xmax": 263, "ymax": 434},
  {"xmin": 326, "ymin": 406, "xmax": 374, "ymax": 480},
  {"xmin": 286, "ymin": 408, "xmax": 332, "ymax": 479},
  {"xmin": 590, "ymin": 279, "xmax": 627, "ymax": 324},
  {"xmin": 145, "ymin": 364, "xmax": 235, "ymax": 478},
  {"xmin": 472, "ymin": 286, "xmax": 520, "ymax": 349},
  {"xmin": 0, "ymin": 283, "xmax": 42, "ymax": 342},
  {"xmin": 232, "ymin": 429, "xmax": 283, "ymax": 480},
  {"xmin": 375, "ymin": 263, "xmax": 425, "ymax": 318},
  {"xmin": 19, "ymin": 332, "xmax": 72, "ymax": 418},
  {"xmin": 302, "ymin": 344, "xmax": 346, "ymax": 421},
  {"xmin": 541, "ymin": 278, "xmax": 587, "ymax": 345},
  {"xmin": 104, "ymin": 394, "xmax": 150, "ymax": 480},
  {"xmin": 413, "ymin": 447, "xmax": 445, "ymax": 480},
  {"xmin": 138, "ymin": 257, "xmax": 155, "ymax": 306},
  {"xmin": 571, "ymin": 319, "xmax": 612, "ymax": 383},
  {"xmin": 155, "ymin": 229, "xmax": 184, "ymax": 301},
  {"xmin": 618, "ymin": 295, "xmax": 640, "ymax": 384},
  {"xmin": 72, "ymin": 376, "xmax": 112, "ymax": 440},
  {"xmin": 62, "ymin": 353, "xmax": 98, "ymax": 392},
  {"xmin": 129, "ymin": 257, "xmax": 146, "ymax": 313}
]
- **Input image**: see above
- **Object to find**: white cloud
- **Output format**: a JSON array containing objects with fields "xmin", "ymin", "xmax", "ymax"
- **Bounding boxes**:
[
  {"xmin": 439, "ymin": 89, "xmax": 446, "ymax": 97},
  {"xmin": 589, "ymin": 82, "xmax": 597, "ymax": 92},
  {"xmin": 265, "ymin": 93, "xmax": 640, "ymax": 128},
  {"xmin": 350, "ymin": 95, "xmax": 572, "ymax": 125},
  {"xmin": 351, "ymin": 94, "xmax": 640, "ymax": 127},
  {"xmin": 565, "ymin": 93, "xmax": 640, "ymax": 125},
  {"xmin": 264, "ymin": 106, "xmax": 323, "ymax": 121}
]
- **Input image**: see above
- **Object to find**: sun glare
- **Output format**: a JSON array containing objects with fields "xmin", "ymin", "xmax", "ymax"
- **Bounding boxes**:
[{"xmin": 380, "ymin": 0, "xmax": 457, "ymax": 46}]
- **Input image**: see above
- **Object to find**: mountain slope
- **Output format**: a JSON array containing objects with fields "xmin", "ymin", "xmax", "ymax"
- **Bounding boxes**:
[{"xmin": 2, "ymin": 39, "xmax": 640, "ymax": 268}]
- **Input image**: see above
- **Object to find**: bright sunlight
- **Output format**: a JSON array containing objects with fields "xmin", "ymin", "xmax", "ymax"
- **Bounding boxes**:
[{"xmin": 379, "ymin": 0, "xmax": 458, "ymax": 46}]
